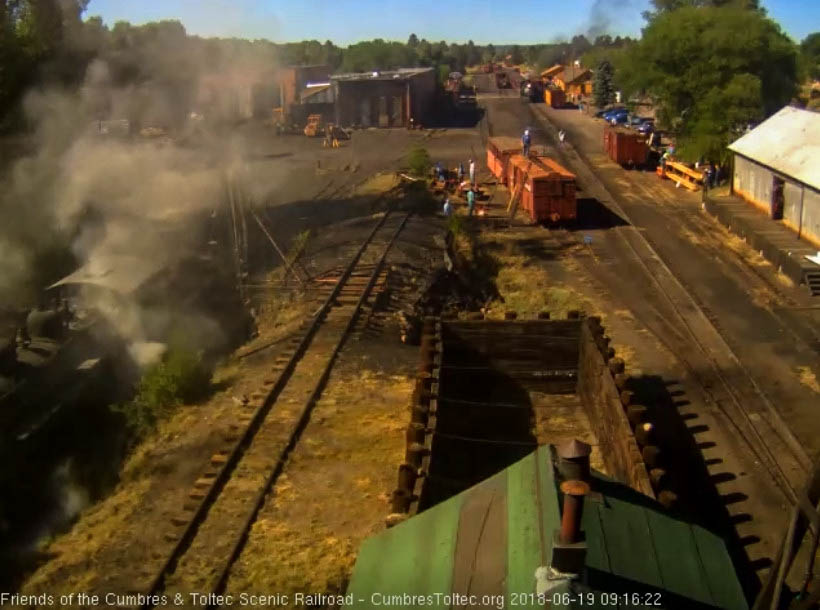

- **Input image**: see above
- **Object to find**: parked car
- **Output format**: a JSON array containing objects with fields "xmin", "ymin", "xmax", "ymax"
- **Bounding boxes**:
[
  {"xmin": 603, "ymin": 108, "xmax": 628, "ymax": 121},
  {"xmin": 636, "ymin": 120, "xmax": 655, "ymax": 135},
  {"xmin": 627, "ymin": 115, "xmax": 653, "ymax": 128},
  {"xmin": 608, "ymin": 110, "xmax": 629, "ymax": 125},
  {"xmin": 595, "ymin": 105, "xmax": 625, "ymax": 118}
]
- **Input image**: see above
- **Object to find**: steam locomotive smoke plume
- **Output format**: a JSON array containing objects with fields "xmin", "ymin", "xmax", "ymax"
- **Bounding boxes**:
[
  {"xmin": 0, "ymin": 25, "xmax": 280, "ymax": 355},
  {"xmin": 586, "ymin": 0, "xmax": 629, "ymax": 39}
]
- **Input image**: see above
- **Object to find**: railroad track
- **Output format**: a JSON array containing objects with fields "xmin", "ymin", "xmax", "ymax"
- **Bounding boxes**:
[
  {"xmin": 521, "ymin": 104, "xmax": 811, "ymax": 502},
  {"xmin": 549, "ymin": 224, "xmax": 809, "ymax": 508},
  {"xmin": 139, "ymin": 211, "xmax": 409, "ymax": 609}
]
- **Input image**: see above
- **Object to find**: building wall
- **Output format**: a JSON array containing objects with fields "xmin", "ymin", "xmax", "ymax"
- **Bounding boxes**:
[
  {"xmin": 335, "ymin": 80, "xmax": 406, "ymax": 127},
  {"xmin": 733, "ymin": 154, "xmax": 773, "ymax": 214},
  {"xmin": 334, "ymin": 72, "xmax": 434, "ymax": 128},
  {"xmin": 802, "ymin": 188, "xmax": 820, "ymax": 247},
  {"xmin": 784, "ymin": 186, "xmax": 820, "ymax": 247},
  {"xmin": 408, "ymin": 69, "xmax": 435, "ymax": 124},
  {"xmin": 734, "ymin": 154, "xmax": 820, "ymax": 247},
  {"xmin": 280, "ymin": 65, "xmax": 330, "ymax": 115},
  {"xmin": 783, "ymin": 180, "xmax": 802, "ymax": 231}
]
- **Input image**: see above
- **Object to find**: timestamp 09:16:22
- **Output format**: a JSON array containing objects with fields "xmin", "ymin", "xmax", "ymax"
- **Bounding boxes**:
[{"xmin": 514, "ymin": 591, "xmax": 663, "ymax": 607}]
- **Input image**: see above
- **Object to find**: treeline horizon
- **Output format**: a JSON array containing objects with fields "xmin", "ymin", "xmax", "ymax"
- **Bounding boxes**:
[{"xmin": 1, "ymin": 0, "xmax": 818, "ymax": 160}]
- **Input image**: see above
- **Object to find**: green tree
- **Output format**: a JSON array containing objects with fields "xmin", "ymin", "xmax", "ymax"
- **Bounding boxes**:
[
  {"xmin": 407, "ymin": 33, "xmax": 419, "ymax": 48},
  {"xmin": 593, "ymin": 60, "xmax": 616, "ymax": 108},
  {"xmin": 417, "ymin": 39, "xmax": 432, "ymax": 66},
  {"xmin": 466, "ymin": 40, "xmax": 480, "ymax": 66},
  {"xmin": 642, "ymin": 0, "xmax": 762, "ymax": 21},
  {"xmin": 620, "ymin": 6, "xmax": 798, "ymax": 161},
  {"xmin": 510, "ymin": 44, "xmax": 524, "ymax": 65},
  {"xmin": 800, "ymin": 32, "xmax": 820, "ymax": 80},
  {"xmin": 407, "ymin": 146, "xmax": 431, "ymax": 176}
]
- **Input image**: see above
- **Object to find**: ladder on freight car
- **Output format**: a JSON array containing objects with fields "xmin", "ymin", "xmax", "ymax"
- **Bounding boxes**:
[{"xmin": 507, "ymin": 159, "xmax": 533, "ymax": 219}]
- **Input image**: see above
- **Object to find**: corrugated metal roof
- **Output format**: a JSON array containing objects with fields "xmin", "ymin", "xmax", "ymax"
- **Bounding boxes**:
[
  {"xmin": 48, "ymin": 255, "xmax": 165, "ymax": 296},
  {"xmin": 332, "ymin": 67, "xmax": 433, "ymax": 82},
  {"xmin": 728, "ymin": 106, "xmax": 820, "ymax": 191},
  {"xmin": 347, "ymin": 445, "xmax": 748, "ymax": 610}
]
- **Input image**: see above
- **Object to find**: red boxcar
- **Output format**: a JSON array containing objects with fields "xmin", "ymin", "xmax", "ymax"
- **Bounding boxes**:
[
  {"xmin": 603, "ymin": 126, "xmax": 648, "ymax": 167},
  {"xmin": 508, "ymin": 154, "xmax": 577, "ymax": 223},
  {"xmin": 486, "ymin": 136, "xmax": 522, "ymax": 186}
]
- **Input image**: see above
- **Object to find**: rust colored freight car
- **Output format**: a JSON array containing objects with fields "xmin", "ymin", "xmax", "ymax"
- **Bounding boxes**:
[
  {"xmin": 544, "ymin": 87, "xmax": 566, "ymax": 108},
  {"xmin": 508, "ymin": 154, "xmax": 577, "ymax": 223},
  {"xmin": 486, "ymin": 136, "xmax": 522, "ymax": 186},
  {"xmin": 603, "ymin": 126, "xmax": 648, "ymax": 168}
]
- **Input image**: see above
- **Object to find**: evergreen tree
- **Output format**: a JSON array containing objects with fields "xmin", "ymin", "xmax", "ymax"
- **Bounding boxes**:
[{"xmin": 593, "ymin": 60, "xmax": 616, "ymax": 108}]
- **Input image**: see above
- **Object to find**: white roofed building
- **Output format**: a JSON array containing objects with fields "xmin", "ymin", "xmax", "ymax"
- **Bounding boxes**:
[{"xmin": 728, "ymin": 106, "xmax": 820, "ymax": 246}]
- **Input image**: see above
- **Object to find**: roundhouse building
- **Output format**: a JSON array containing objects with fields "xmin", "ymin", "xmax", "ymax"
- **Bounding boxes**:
[{"xmin": 330, "ymin": 67, "xmax": 435, "ymax": 128}]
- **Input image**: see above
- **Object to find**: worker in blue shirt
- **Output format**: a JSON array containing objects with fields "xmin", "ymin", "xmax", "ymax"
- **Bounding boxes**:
[
  {"xmin": 522, "ymin": 129, "xmax": 531, "ymax": 157},
  {"xmin": 467, "ymin": 188, "xmax": 475, "ymax": 216}
]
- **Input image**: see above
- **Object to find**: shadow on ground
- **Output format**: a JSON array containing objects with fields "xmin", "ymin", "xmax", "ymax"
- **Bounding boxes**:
[
  {"xmin": 571, "ymin": 197, "xmax": 629, "ymax": 230},
  {"xmin": 628, "ymin": 374, "xmax": 762, "ymax": 602}
]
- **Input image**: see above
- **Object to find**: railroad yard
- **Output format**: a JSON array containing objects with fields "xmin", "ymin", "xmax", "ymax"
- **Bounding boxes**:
[{"xmin": 3, "ymin": 56, "xmax": 820, "ymax": 610}]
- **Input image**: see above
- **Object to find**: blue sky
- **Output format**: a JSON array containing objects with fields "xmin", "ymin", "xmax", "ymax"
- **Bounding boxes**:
[{"xmin": 84, "ymin": 0, "xmax": 817, "ymax": 45}]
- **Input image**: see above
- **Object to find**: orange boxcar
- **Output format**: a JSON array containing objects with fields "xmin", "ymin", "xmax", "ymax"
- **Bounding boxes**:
[
  {"xmin": 602, "ymin": 125, "xmax": 648, "ymax": 167},
  {"xmin": 544, "ymin": 88, "xmax": 566, "ymax": 108},
  {"xmin": 508, "ymin": 154, "xmax": 576, "ymax": 223},
  {"xmin": 486, "ymin": 136, "xmax": 522, "ymax": 186}
]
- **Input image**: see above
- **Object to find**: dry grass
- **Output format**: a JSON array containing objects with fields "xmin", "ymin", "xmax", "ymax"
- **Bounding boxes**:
[
  {"xmin": 353, "ymin": 172, "xmax": 400, "ymax": 196},
  {"xmin": 796, "ymin": 366, "xmax": 820, "ymax": 395},
  {"xmin": 18, "ymin": 283, "xmax": 317, "ymax": 596},
  {"xmin": 21, "ymin": 478, "xmax": 151, "ymax": 595},
  {"xmin": 225, "ymin": 366, "xmax": 413, "ymax": 600},
  {"xmin": 488, "ymin": 253, "xmax": 591, "ymax": 318}
]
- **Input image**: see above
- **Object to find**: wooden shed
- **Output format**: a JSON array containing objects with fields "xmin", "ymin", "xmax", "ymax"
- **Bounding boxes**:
[
  {"xmin": 347, "ymin": 444, "xmax": 749, "ymax": 610},
  {"xmin": 508, "ymin": 154, "xmax": 577, "ymax": 223},
  {"xmin": 486, "ymin": 136, "xmax": 522, "ymax": 186}
]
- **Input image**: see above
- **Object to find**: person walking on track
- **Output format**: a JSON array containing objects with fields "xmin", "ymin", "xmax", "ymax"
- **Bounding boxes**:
[
  {"xmin": 558, "ymin": 130, "xmax": 566, "ymax": 145},
  {"xmin": 469, "ymin": 159, "xmax": 476, "ymax": 186},
  {"xmin": 522, "ymin": 129, "xmax": 531, "ymax": 157},
  {"xmin": 467, "ymin": 188, "xmax": 475, "ymax": 216}
]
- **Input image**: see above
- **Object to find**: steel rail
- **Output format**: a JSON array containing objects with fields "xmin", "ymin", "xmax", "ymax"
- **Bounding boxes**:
[{"xmin": 140, "ymin": 211, "xmax": 401, "ymax": 608}]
